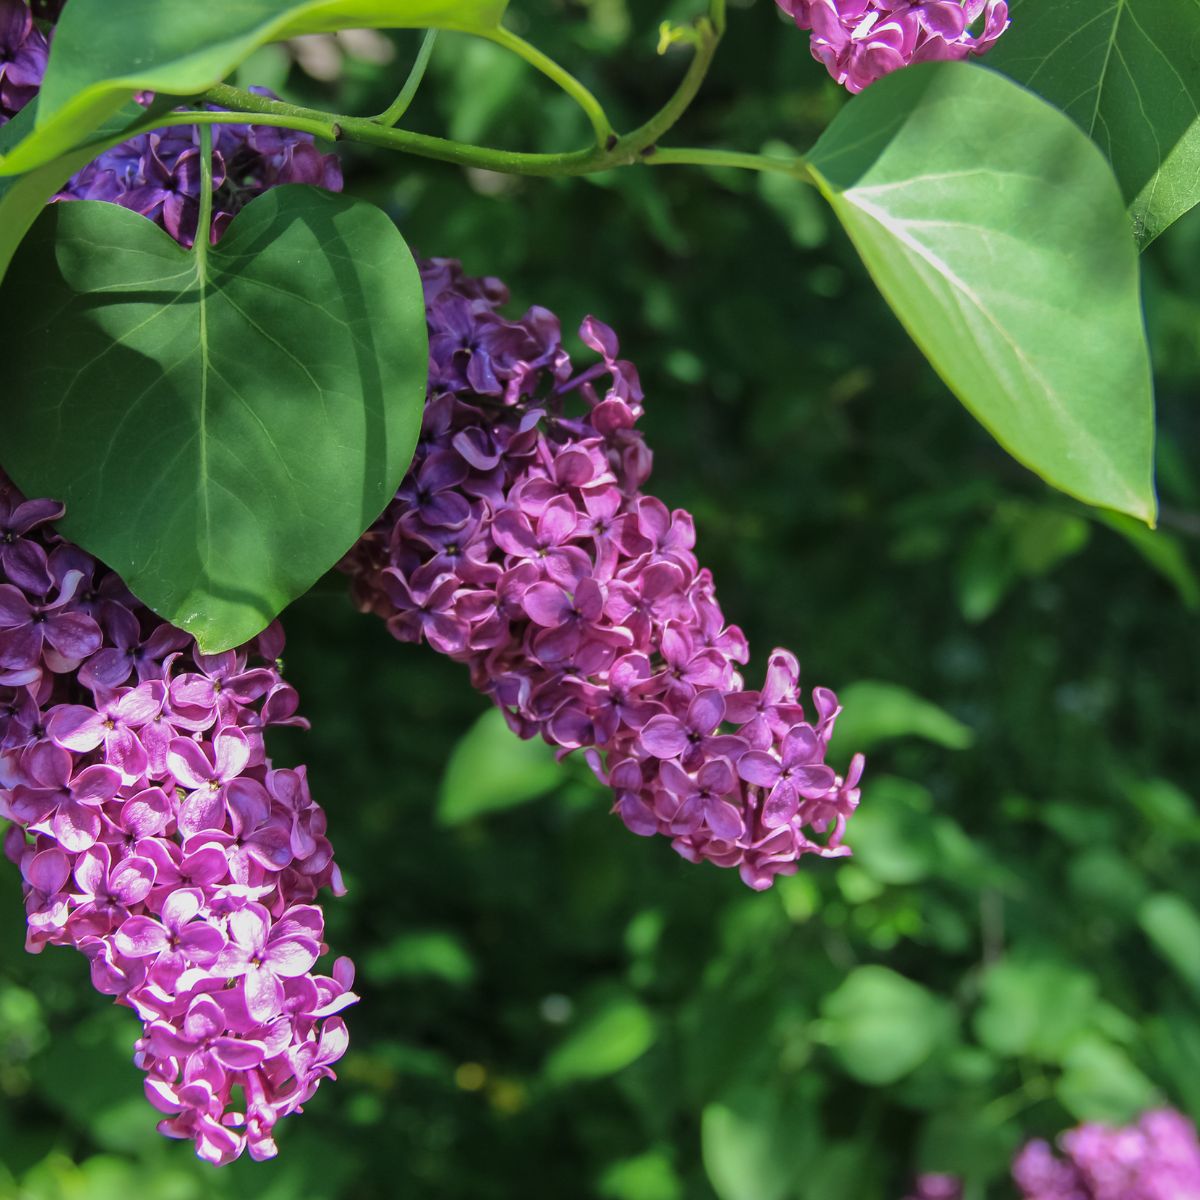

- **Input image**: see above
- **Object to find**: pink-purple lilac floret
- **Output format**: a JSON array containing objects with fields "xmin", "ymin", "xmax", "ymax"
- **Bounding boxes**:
[
  {"xmin": 0, "ymin": 474, "xmax": 356, "ymax": 1166},
  {"xmin": 778, "ymin": 0, "xmax": 1010, "ymax": 94},
  {"xmin": 0, "ymin": 0, "xmax": 46, "ymax": 121},
  {"xmin": 343, "ymin": 259, "xmax": 864, "ymax": 891}
]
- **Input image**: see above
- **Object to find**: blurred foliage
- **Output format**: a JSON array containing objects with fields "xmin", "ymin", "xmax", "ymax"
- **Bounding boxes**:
[{"xmin": 4, "ymin": 2, "xmax": 1200, "ymax": 1198}]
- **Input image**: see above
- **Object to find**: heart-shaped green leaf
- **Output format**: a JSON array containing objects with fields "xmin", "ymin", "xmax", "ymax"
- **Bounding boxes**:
[
  {"xmin": 0, "ymin": 0, "xmax": 508, "ymax": 178},
  {"xmin": 2, "ymin": 188, "xmax": 428, "ymax": 652},
  {"xmin": 807, "ymin": 62, "xmax": 1156, "ymax": 524},
  {"xmin": 990, "ymin": 0, "xmax": 1200, "ymax": 248}
]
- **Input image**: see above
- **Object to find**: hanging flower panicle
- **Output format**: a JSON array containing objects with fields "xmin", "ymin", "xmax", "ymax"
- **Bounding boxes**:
[
  {"xmin": 0, "ymin": 472, "xmax": 356, "ymax": 1166},
  {"xmin": 777, "ymin": 0, "xmax": 1010, "ymax": 94},
  {"xmin": 343, "ymin": 258, "xmax": 863, "ymax": 891}
]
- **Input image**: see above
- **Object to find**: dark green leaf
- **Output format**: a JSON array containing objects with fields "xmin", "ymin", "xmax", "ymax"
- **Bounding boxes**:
[
  {"xmin": 0, "ymin": 0, "xmax": 507, "ymax": 177},
  {"xmin": 438, "ymin": 708, "xmax": 568, "ymax": 827},
  {"xmin": 3, "ymin": 190, "xmax": 427, "ymax": 651},
  {"xmin": 807, "ymin": 62, "xmax": 1156, "ymax": 523},
  {"xmin": 829, "ymin": 681, "xmax": 973, "ymax": 757},
  {"xmin": 1140, "ymin": 893, "xmax": 1200, "ymax": 994},
  {"xmin": 991, "ymin": 0, "xmax": 1200, "ymax": 247},
  {"xmin": 544, "ymin": 995, "xmax": 657, "ymax": 1085},
  {"xmin": 817, "ymin": 966, "xmax": 951, "ymax": 1085}
]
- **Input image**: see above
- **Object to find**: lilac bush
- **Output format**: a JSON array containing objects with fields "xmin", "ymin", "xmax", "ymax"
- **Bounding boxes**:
[
  {"xmin": 903, "ymin": 1175, "xmax": 963, "ymax": 1200},
  {"xmin": 0, "ymin": 471, "xmax": 355, "ymax": 1165},
  {"xmin": 343, "ymin": 259, "xmax": 864, "ymax": 891},
  {"xmin": 776, "ymin": 0, "xmax": 1010, "ymax": 93}
]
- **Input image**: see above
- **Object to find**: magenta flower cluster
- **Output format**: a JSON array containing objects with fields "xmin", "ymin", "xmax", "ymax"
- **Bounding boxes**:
[
  {"xmin": 0, "ymin": 1, "xmax": 342, "ymax": 247},
  {"xmin": 344, "ymin": 258, "xmax": 863, "ymax": 891},
  {"xmin": 0, "ymin": 472, "xmax": 355, "ymax": 1165},
  {"xmin": 0, "ymin": 0, "xmax": 46, "ymax": 121},
  {"xmin": 1012, "ymin": 1109, "xmax": 1200, "ymax": 1200},
  {"xmin": 903, "ymin": 1175, "xmax": 962, "ymax": 1200},
  {"xmin": 777, "ymin": 0, "xmax": 1009, "ymax": 93}
]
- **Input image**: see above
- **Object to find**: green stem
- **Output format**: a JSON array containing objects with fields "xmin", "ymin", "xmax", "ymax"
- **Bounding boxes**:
[
  {"xmin": 479, "ymin": 26, "xmax": 613, "ymax": 146},
  {"xmin": 647, "ymin": 146, "xmax": 813, "ymax": 181},
  {"xmin": 196, "ymin": 122, "xmax": 214, "ymax": 256},
  {"xmin": 375, "ymin": 29, "xmax": 438, "ymax": 128}
]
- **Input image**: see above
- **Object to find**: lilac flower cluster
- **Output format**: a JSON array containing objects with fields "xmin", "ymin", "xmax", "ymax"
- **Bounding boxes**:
[
  {"xmin": 56, "ymin": 104, "xmax": 344, "ymax": 247},
  {"xmin": 344, "ymin": 259, "xmax": 863, "ymax": 890},
  {"xmin": 0, "ymin": 471, "xmax": 355, "ymax": 1165},
  {"xmin": 0, "ymin": 0, "xmax": 342, "ymax": 247},
  {"xmin": 1013, "ymin": 1109, "xmax": 1200, "ymax": 1200},
  {"xmin": 903, "ymin": 1175, "xmax": 963, "ymax": 1200},
  {"xmin": 0, "ymin": 0, "xmax": 46, "ymax": 122},
  {"xmin": 777, "ymin": 0, "xmax": 1009, "ymax": 93}
]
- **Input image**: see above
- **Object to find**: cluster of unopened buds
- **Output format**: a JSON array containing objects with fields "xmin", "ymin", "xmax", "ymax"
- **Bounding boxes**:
[
  {"xmin": 0, "ymin": 477, "xmax": 356, "ymax": 1164},
  {"xmin": 901, "ymin": 1108, "xmax": 1200, "ymax": 1200},
  {"xmin": 343, "ymin": 258, "xmax": 864, "ymax": 891},
  {"xmin": 777, "ymin": 0, "xmax": 1009, "ymax": 93}
]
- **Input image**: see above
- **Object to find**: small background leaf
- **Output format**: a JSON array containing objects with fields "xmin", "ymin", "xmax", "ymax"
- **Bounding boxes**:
[
  {"xmin": 807, "ymin": 62, "xmax": 1156, "ymax": 523},
  {"xmin": 829, "ymin": 680, "xmax": 973, "ymax": 757},
  {"xmin": 438, "ymin": 708, "xmax": 568, "ymax": 827},
  {"xmin": 2, "ymin": 189, "xmax": 428, "ymax": 651},
  {"xmin": 544, "ymin": 994, "xmax": 657, "ymax": 1085}
]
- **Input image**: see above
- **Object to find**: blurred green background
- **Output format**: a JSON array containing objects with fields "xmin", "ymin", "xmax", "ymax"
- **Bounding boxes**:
[{"xmin": 4, "ymin": 2, "xmax": 1200, "ymax": 1197}]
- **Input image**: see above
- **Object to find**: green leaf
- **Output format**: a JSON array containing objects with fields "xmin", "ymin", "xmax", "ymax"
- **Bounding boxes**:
[
  {"xmin": 829, "ymin": 681, "xmax": 973, "ymax": 758},
  {"xmin": 806, "ymin": 62, "xmax": 1156, "ymax": 524},
  {"xmin": 1139, "ymin": 893, "xmax": 1200, "ymax": 994},
  {"xmin": 817, "ymin": 965, "xmax": 951, "ymax": 1085},
  {"xmin": 973, "ymin": 955, "xmax": 1100, "ymax": 1063},
  {"xmin": 544, "ymin": 995, "xmax": 657, "ymax": 1085},
  {"xmin": 846, "ymin": 776, "xmax": 940, "ymax": 886},
  {"xmin": 0, "ymin": 0, "xmax": 508, "ymax": 178},
  {"xmin": 990, "ymin": 0, "xmax": 1200, "ymax": 248},
  {"xmin": 438, "ymin": 708, "xmax": 568, "ymax": 827},
  {"xmin": 2, "ymin": 190, "xmax": 427, "ymax": 652},
  {"xmin": 1055, "ymin": 1036, "xmax": 1159, "ymax": 1123},
  {"xmin": 1095, "ymin": 510, "xmax": 1200, "ymax": 611},
  {"xmin": 701, "ymin": 1083, "xmax": 821, "ymax": 1200}
]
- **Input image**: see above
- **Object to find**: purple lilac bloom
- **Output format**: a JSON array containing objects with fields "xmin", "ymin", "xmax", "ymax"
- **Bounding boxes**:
[
  {"xmin": 0, "ymin": 8, "xmax": 342, "ymax": 247},
  {"xmin": 902, "ymin": 1176, "xmax": 963, "ymax": 1200},
  {"xmin": 777, "ymin": 0, "xmax": 1010, "ymax": 93},
  {"xmin": 0, "ymin": 471, "xmax": 355, "ymax": 1166},
  {"xmin": 0, "ymin": 0, "xmax": 47, "ymax": 122},
  {"xmin": 343, "ymin": 259, "xmax": 863, "ymax": 891},
  {"xmin": 1013, "ymin": 1108, "xmax": 1200, "ymax": 1200}
]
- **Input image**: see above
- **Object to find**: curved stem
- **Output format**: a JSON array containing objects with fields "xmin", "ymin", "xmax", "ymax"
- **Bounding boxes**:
[
  {"xmin": 479, "ymin": 26, "xmax": 613, "ymax": 146},
  {"xmin": 375, "ymin": 29, "xmax": 438, "ymax": 128},
  {"xmin": 648, "ymin": 146, "xmax": 813, "ymax": 182}
]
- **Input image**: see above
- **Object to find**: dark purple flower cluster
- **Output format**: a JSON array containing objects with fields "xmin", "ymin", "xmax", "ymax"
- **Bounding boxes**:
[
  {"xmin": 777, "ymin": 0, "xmax": 1009, "ymax": 93},
  {"xmin": 1013, "ymin": 1109, "xmax": 1200, "ymax": 1200},
  {"xmin": 56, "ymin": 104, "xmax": 344, "ymax": 247},
  {"xmin": 0, "ymin": 2, "xmax": 342, "ymax": 248},
  {"xmin": 0, "ymin": 472, "xmax": 355, "ymax": 1165},
  {"xmin": 344, "ymin": 259, "xmax": 863, "ymax": 890},
  {"xmin": 0, "ymin": 0, "xmax": 47, "ymax": 122}
]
